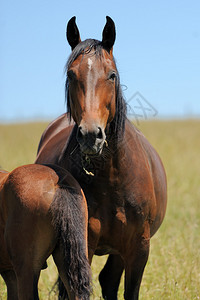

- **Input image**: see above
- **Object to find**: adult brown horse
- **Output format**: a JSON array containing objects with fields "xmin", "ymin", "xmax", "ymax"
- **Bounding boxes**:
[
  {"xmin": 0, "ymin": 164, "xmax": 91, "ymax": 300},
  {"xmin": 36, "ymin": 16, "xmax": 167, "ymax": 299}
]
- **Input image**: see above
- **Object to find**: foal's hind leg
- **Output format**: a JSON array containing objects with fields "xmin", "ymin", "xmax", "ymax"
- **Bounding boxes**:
[
  {"xmin": 5, "ymin": 232, "xmax": 41, "ymax": 300},
  {"xmin": 5, "ymin": 216, "xmax": 55, "ymax": 300},
  {"xmin": 99, "ymin": 254, "xmax": 124, "ymax": 300},
  {"xmin": 1, "ymin": 270, "xmax": 18, "ymax": 300},
  {"xmin": 1, "ymin": 228, "xmax": 39, "ymax": 300},
  {"xmin": 0, "ymin": 221, "xmax": 18, "ymax": 299},
  {"xmin": 14, "ymin": 267, "xmax": 40, "ymax": 300},
  {"xmin": 52, "ymin": 243, "xmax": 76, "ymax": 300}
]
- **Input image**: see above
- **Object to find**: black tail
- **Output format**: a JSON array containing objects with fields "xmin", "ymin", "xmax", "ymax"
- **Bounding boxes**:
[{"xmin": 50, "ymin": 186, "xmax": 91, "ymax": 299}]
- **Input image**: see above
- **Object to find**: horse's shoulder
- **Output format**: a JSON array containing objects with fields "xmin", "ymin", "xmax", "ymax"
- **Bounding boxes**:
[
  {"xmin": 36, "ymin": 116, "xmax": 75, "ymax": 164},
  {"xmin": 37, "ymin": 113, "xmax": 74, "ymax": 155}
]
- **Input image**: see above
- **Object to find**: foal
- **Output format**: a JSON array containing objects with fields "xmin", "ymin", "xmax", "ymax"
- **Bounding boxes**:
[{"xmin": 0, "ymin": 164, "xmax": 91, "ymax": 300}]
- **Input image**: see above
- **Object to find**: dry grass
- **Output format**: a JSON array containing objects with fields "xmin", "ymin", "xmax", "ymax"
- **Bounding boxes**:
[{"xmin": 0, "ymin": 120, "xmax": 200, "ymax": 299}]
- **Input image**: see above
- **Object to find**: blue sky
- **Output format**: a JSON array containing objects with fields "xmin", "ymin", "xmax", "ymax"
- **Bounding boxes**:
[{"xmin": 0, "ymin": 0, "xmax": 200, "ymax": 122}]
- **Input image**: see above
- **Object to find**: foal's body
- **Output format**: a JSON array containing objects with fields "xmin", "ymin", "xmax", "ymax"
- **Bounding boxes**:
[{"xmin": 0, "ymin": 164, "xmax": 91, "ymax": 300}]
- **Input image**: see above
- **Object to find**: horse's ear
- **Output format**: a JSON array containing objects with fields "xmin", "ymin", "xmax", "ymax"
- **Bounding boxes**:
[
  {"xmin": 66, "ymin": 16, "xmax": 81, "ymax": 50},
  {"xmin": 102, "ymin": 16, "xmax": 116, "ymax": 53}
]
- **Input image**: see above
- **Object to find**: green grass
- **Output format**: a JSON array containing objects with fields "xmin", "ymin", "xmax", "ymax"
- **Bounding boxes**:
[{"xmin": 0, "ymin": 120, "xmax": 200, "ymax": 299}]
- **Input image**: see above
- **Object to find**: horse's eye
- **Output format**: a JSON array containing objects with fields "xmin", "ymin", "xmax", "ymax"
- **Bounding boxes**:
[
  {"xmin": 67, "ymin": 70, "xmax": 76, "ymax": 81},
  {"xmin": 108, "ymin": 72, "xmax": 116, "ymax": 81}
]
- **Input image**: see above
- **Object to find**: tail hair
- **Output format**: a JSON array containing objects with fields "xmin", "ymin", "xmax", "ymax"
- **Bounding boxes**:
[{"xmin": 50, "ymin": 186, "xmax": 91, "ymax": 299}]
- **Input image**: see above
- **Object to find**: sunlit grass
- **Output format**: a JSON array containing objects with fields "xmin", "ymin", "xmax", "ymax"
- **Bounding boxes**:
[{"xmin": 0, "ymin": 120, "xmax": 200, "ymax": 299}]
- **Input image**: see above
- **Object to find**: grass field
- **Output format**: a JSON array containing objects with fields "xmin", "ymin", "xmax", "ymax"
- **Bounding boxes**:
[{"xmin": 0, "ymin": 120, "xmax": 200, "ymax": 299}]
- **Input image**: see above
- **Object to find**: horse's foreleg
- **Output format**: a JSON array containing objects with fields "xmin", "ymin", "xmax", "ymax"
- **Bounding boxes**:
[
  {"xmin": 1, "ymin": 270, "xmax": 18, "ymax": 300},
  {"xmin": 123, "ymin": 226, "xmax": 150, "ymax": 300},
  {"xmin": 99, "ymin": 254, "xmax": 124, "ymax": 300}
]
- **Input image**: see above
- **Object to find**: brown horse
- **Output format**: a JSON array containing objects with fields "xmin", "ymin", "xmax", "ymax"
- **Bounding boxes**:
[
  {"xmin": 0, "ymin": 164, "xmax": 91, "ymax": 300},
  {"xmin": 36, "ymin": 16, "xmax": 167, "ymax": 299}
]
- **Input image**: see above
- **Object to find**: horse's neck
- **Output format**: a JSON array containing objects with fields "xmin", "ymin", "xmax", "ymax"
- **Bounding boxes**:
[
  {"xmin": 58, "ymin": 125, "xmax": 78, "ymax": 163},
  {"xmin": 60, "ymin": 121, "xmax": 135, "ymax": 177}
]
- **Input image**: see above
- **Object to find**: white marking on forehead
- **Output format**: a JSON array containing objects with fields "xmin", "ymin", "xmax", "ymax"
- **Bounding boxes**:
[
  {"xmin": 88, "ymin": 58, "xmax": 93, "ymax": 70},
  {"xmin": 85, "ymin": 57, "xmax": 99, "ymax": 112}
]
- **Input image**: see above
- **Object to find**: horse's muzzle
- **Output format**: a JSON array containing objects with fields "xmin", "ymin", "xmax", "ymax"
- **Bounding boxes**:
[{"xmin": 76, "ymin": 126, "xmax": 106, "ymax": 155}]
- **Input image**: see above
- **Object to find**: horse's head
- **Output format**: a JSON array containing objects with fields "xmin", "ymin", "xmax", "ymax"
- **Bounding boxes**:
[{"xmin": 66, "ymin": 16, "xmax": 126, "ymax": 155}]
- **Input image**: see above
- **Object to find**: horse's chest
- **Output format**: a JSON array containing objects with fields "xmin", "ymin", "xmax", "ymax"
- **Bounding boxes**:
[
  {"xmin": 88, "ymin": 198, "xmax": 128, "ymax": 254},
  {"xmin": 85, "ymin": 185, "xmax": 129, "ymax": 242}
]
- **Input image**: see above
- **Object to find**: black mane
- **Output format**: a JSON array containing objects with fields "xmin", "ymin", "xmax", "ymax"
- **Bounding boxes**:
[{"xmin": 65, "ymin": 39, "xmax": 127, "ymax": 140}]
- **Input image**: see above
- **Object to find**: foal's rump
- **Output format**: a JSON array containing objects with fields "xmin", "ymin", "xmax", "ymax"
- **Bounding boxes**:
[{"xmin": 2, "ymin": 165, "xmax": 59, "ymax": 271}]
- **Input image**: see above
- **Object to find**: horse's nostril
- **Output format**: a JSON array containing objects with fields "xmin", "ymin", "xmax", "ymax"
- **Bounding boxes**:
[{"xmin": 97, "ymin": 127, "xmax": 103, "ymax": 139}]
